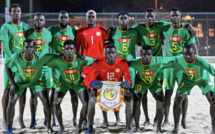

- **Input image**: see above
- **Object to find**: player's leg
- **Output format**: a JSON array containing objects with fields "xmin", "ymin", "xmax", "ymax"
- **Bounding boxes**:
[
  {"xmin": 29, "ymin": 88, "xmax": 38, "ymax": 129},
  {"xmin": 76, "ymin": 89, "xmax": 89, "ymax": 133},
  {"xmin": 114, "ymin": 110, "xmax": 121, "ymax": 125},
  {"xmin": 18, "ymin": 87, "xmax": 27, "ymax": 128},
  {"xmin": 124, "ymin": 88, "xmax": 134, "ymax": 133},
  {"xmin": 86, "ymin": 89, "xmax": 97, "ymax": 134},
  {"xmin": 102, "ymin": 111, "xmax": 109, "ymax": 127},
  {"xmin": 181, "ymin": 95, "xmax": 188, "ymax": 129},
  {"xmin": 2, "ymin": 89, "xmax": 9, "ymax": 129},
  {"xmin": 50, "ymin": 87, "xmax": 56, "ymax": 127},
  {"xmin": 68, "ymin": 88, "xmax": 78, "ymax": 127},
  {"xmin": 134, "ymin": 92, "xmax": 143, "ymax": 132},
  {"xmin": 142, "ymin": 90, "xmax": 149, "ymax": 126}
]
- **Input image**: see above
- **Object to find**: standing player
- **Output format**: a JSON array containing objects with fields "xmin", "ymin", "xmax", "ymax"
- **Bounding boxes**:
[
  {"xmin": 5, "ymin": 39, "xmax": 54, "ymax": 134},
  {"xmin": 25, "ymin": 13, "xmax": 52, "ymax": 128},
  {"xmin": 108, "ymin": 12, "xmax": 139, "ymax": 126},
  {"xmin": 129, "ymin": 45, "xmax": 164, "ymax": 133},
  {"xmin": 86, "ymin": 45, "xmax": 133, "ymax": 134},
  {"xmin": 0, "ymin": 3, "xmax": 28, "ymax": 129},
  {"xmin": 162, "ymin": 7, "xmax": 198, "ymax": 127},
  {"xmin": 158, "ymin": 44, "xmax": 215, "ymax": 133},
  {"xmin": 46, "ymin": 40, "xmax": 94, "ymax": 134}
]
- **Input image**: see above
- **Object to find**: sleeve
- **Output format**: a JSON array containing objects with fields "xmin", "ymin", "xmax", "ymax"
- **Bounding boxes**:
[
  {"xmin": 23, "ymin": 23, "xmax": 29, "ymax": 32},
  {"xmin": 185, "ymin": 26, "xmax": 196, "ymax": 44},
  {"xmin": 122, "ymin": 61, "xmax": 132, "ymax": 85},
  {"xmin": 40, "ymin": 53, "xmax": 56, "ymax": 66},
  {"xmin": 84, "ymin": 56, "xmax": 94, "ymax": 66},
  {"xmin": 198, "ymin": 57, "xmax": 215, "ymax": 76},
  {"xmin": 75, "ymin": 29, "xmax": 82, "ymax": 53},
  {"xmin": 47, "ymin": 26, "xmax": 52, "ymax": 32},
  {"xmin": 87, "ymin": 63, "xmax": 100, "ymax": 88},
  {"xmin": 102, "ymin": 28, "xmax": 109, "ymax": 40},
  {"xmin": 0, "ymin": 24, "xmax": 12, "ymax": 57},
  {"xmin": 5, "ymin": 54, "xmax": 16, "ymax": 68},
  {"xmin": 134, "ymin": 29, "xmax": 140, "ymax": 44},
  {"xmin": 155, "ymin": 57, "xmax": 177, "ymax": 74}
]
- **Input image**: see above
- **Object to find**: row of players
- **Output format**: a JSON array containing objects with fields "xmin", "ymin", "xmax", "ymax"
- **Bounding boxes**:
[{"xmin": 1, "ymin": 3, "xmax": 214, "ymax": 134}]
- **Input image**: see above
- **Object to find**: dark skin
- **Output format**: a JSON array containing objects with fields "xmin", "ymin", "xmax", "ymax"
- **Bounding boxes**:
[
  {"xmin": 171, "ymin": 47, "xmax": 215, "ymax": 133},
  {"xmin": 58, "ymin": 12, "xmax": 69, "ymax": 29},
  {"xmin": 52, "ymin": 44, "xmax": 89, "ymax": 134},
  {"xmin": 5, "ymin": 42, "xmax": 53, "ymax": 134},
  {"xmin": 10, "ymin": 7, "xmax": 21, "ymax": 25},
  {"xmin": 86, "ymin": 11, "xmax": 97, "ymax": 28},
  {"xmin": 145, "ymin": 11, "xmax": 155, "ymax": 28},
  {"xmin": 87, "ymin": 47, "xmax": 134, "ymax": 133},
  {"xmin": 133, "ymin": 49, "xmax": 164, "ymax": 133}
]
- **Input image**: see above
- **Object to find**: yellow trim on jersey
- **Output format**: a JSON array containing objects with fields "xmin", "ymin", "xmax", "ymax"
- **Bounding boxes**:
[
  {"xmin": 183, "ymin": 55, "xmax": 197, "ymax": 64},
  {"xmin": 22, "ymin": 53, "xmax": 35, "ymax": 63},
  {"xmin": 140, "ymin": 58, "xmax": 153, "ymax": 66},
  {"xmin": 10, "ymin": 20, "xmax": 21, "ymax": 26},
  {"xmin": 117, "ymin": 26, "xmax": 129, "ymax": 32},
  {"xmin": 58, "ymin": 24, "xmax": 69, "ymax": 30},
  {"xmin": 145, "ymin": 22, "xmax": 155, "ymax": 29},
  {"xmin": 33, "ymin": 28, "xmax": 45, "ymax": 34},
  {"xmin": 171, "ymin": 24, "xmax": 184, "ymax": 30},
  {"xmin": 63, "ymin": 55, "xmax": 76, "ymax": 63}
]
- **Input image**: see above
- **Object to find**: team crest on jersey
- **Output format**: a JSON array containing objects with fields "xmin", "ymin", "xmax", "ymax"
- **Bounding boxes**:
[
  {"xmin": 146, "ymin": 33, "xmax": 158, "ymax": 38},
  {"xmin": 118, "ymin": 38, "xmax": 131, "ymax": 43},
  {"xmin": 169, "ymin": 37, "xmax": 181, "ymax": 41},
  {"xmin": 64, "ymin": 69, "xmax": 78, "ymax": 74},
  {"xmin": 115, "ymin": 68, "xmax": 120, "ymax": 73},
  {"xmin": 22, "ymin": 69, "xmax": 36, "ymax": 73},
  {"xmin": 184, "ymin": 70, "xmax": 198, "ymax": 74},
  {"xmin": 58, "ymin": 36, "xmax": 71, "ymax": 41},
  {"xmin": 96, "ymin": 32, "xmax": 101, "ymax": 36},
  {"xmin": 141, "ymin": 71, "xmax": 154, "ymax": 75},
  {"xmin": 15, "ymin": 33, "xmax": 25, "ymax": 37},
  {"xmin": 34, "ymin": 40, "xmax": 46, "ymax": 44}
]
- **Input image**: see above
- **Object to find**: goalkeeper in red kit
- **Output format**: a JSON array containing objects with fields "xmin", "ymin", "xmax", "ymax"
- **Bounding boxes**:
[{"xmin": 86, "ymin": 44, "xmax": 133, "ymax": 134}]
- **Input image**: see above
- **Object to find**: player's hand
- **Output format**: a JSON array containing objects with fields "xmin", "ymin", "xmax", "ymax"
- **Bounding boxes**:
[
  {"xmin": 10, "ymin": 84, "xmax": 18, "ymax": 96},
  {"xmin": 107, "ymin": 26, "xmax": 116, "ymax": 34},
  {"xmin": 90, "ymin": 80, "xmax": 103, "ymax": 89},
  {"xmin": 187, "ymin": 24, "xmax": 196, "ymax": 36},
  {"xmin": 120, "ymin": 81, "xmax": 131, "ymax": 89},
  {"xmin": 77, "ymin": 53, "xmax": 85, "ymax": 60}
]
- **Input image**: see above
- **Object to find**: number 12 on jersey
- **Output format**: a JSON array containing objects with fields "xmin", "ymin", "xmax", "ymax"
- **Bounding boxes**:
[{"xmin": 107, "ymin": 72, "xmax": 115, "ymax": 80}]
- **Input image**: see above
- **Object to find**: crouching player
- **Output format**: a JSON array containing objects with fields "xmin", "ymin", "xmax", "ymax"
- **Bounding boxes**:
[
  {"xmin": 158, "ymin": 44, "xmax": 215, "ymax": 133},
  {"xmin": 129, "ymin": 45, "xmax": 164, "ymax": 133},
  {"xmin": 86, "ymin": 45, "xmax": 133, "ymax": 134},
  {"xmin": 45, "ymin": 40, "xmax": 94, "ymax": 134},
  {"xmin": 5, "ymin": 39, "xmax": 54, "ymax": 134}
]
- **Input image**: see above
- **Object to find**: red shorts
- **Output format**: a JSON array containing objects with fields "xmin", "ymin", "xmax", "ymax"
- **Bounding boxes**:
[{"xmin": 82, "ymin": 66, "xmax": 93, "ymax": 88}]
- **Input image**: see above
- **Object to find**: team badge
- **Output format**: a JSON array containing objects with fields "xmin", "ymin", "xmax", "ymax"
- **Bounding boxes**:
[
  {"xmin": 104, "ymin": 88, "xmax": 118, "ymax": 101},
  {"xmin": 118, "ymin": 38, "xmax": 131, "ymax": 43},
  {"xmin": 145, "ymin": 33, "xmax": 158, "ymax": 38},
  {"xmin": 64, "ymin": 69, "xmax": 78, "ymax": 74},
  {"xmin": 169, "ymin": 36, "xmax": 181, "ymax": 41},
  {"xmin": 34, "ymin": 40, "xmax": 46, "ymax": 44},
  {"xmin": 22, "ymin": 69, "xmax": 36, "ymax": 72},
  {"xmin": 184, "ymin": 70, "xmax": 198, "ymax": 74},
  {"xmin": 96, "ymin": 32, "xmax": 101, "ymax": 36},
  {"xmin": 58, "ymin": 36, "xmax": 71, "ymax": 41},
  {"xmin": 115, "ymin": 68, "xmax": 120, "ymax": 73},
  {"xmin": 141, "ymin": 71, "xmax": 154, "ymax": 75},
  {"xmin": 15, "ymin": 33, "xmax": 25, "ymax": 37}
]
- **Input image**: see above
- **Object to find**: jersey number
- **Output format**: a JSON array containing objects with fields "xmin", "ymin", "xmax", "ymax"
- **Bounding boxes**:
[
  {"xmin": 91, "ymin": 36, "xmax": 94, "ymax": 44},
  {"xmin": 150, "ymin": 38, "xmax": 155, "ymax": 46},
  {"xmin": 19, "ymin": 37, "xmax": 23, "ymax": 46},
  {"xmin": 70, "ymin": 74, "xmax": 75, "ymax": 81},
  {"xmin": 61, "ymin": 41, "xmax": 65, "ymax": 50},
  {"xmin": 107, "ymin": 72, "xmax": 114, "ymax": 80},
  {"xmin": 145, "ymin": 75, "xmax": 152, "ymax": 82},
  {"xmin": 122, "ymin": 43, "xmax": 127, "ymax": 51},
  {"xmin": 26, "ymin": 72, "xmax": 31, "ymax": 78},
  {"xmin": 135, "ymin": 84, "xmax": 142, "ymax": 91},
  {"xmin": 172, "ymin": 42, "xmax": 177, "ymax": 50},
  {"xmin": 189, "ymin": 74, "xmax": 194, "ymax": 80},
  {"xmin": 36, "ymin": 45, "xmax": 42, "ymax": 52}
]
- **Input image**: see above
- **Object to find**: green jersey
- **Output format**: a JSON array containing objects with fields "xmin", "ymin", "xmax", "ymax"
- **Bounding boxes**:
[
  {"xmin": 48, "ymin": 25, "xmax": 76, "ymax": 53},
  {"xmin": 46, "ymin": 54, "xmax": 93, "ymax": 87},
  {"xmin": 5, "ymin": 52, "xmax": 55, "ymax": 84},
  {"xmin": 0, "ymin": 21, "xmax": 28, "ymax": 61},
  {"xmin": 162, "ymin": 23, "xmax": 196, "ymax": 57},
  {"xmin": 109, "ymin": 27, "xmax": 139, "ymax": 60},
  {"xmin": 129, "ymin": 57, "xmax": 164, "ymax": 85},
  {"xmin": 25, "ymin": 28, "xmax": 52, "ymax": 57},
  {"xmin": 133, "ymin": 21, "xmax": 170, "ymax": 56}
]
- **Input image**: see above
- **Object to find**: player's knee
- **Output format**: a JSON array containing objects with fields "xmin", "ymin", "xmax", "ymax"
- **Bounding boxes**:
[{"xmin": 54, "ymin": 100, "xmax": 61, "ymax": 108}]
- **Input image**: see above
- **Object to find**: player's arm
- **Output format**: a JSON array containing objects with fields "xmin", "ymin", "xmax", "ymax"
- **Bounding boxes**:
[
  {"xmin": 0, "ymin": 25, "xmax": 12, "ymax": 57},
  {"xmin": 40, "ymin": 53, "xmax": 57, "ymax": 66},
  {"xmin": 121, "ymin": 61, "xmax": 132, "ymax": 89},
  {"xmin": 88, "ymin": 63, "xmax": 102, "ymax": 89},
  {"xmin": 74, "ymin": 30, "xmax": 81, "ymax": 53},
  {"xmin": 186, "ymin": 29, "xmax": 199, "ymax": 55}
]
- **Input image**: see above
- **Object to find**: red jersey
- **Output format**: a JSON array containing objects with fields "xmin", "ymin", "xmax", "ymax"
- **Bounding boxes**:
[
  {"xmin": 87, "ymin": 56, "xmax": 132, "ymax": 88},
  {"xmin": 75, "ymin": 24, "xmax": 109, "ymax": 58}
]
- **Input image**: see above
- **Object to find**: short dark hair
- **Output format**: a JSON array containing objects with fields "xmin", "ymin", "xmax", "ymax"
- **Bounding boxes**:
[
  {"xmin": 170, "ymin": 7, "xmax": 181, "ymax": 13},
  {"xmin": 104, "ymin": 39, "xmax": 113, "ymax": 46},
  {"xmin": 105, "ymin": 44, "xmax": 116, "ymax": 49},
  {"xmin": 146, "ymin": 8, "xmax": 155, "ymax": 13},
  {"xmin": 117, "ymin": 12, "xmax": 129, "ymax": 18},
  {"xmin": 141, "ymin": 45, "xmax": 152, "ymax": 51},
  {"xmin": 183, "ymin": 44, "xmax": 194, "ymax": 50},
  {"xmin": 34, "ymin": 12, "xmax": 43, "ymax": 16},
  {"xmin": 23, "ymin": 39, "xmax": 35, "ymax": 45},
  {"xmin": 59, "ymin": 10, "xmax": 68, "ymax": 14},
  {"xmin": 9, "ymin": 4, "xmax": 21, "ymax": 13},
  {"xmin": 64, "ymin": 40, "xmax": 75, "ymax": 47}
]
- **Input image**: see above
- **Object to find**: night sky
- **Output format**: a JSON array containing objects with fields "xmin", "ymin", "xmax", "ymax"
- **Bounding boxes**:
[{"xmin": 0, "ymin": 0, "xmax": 215, "ymax": 13}]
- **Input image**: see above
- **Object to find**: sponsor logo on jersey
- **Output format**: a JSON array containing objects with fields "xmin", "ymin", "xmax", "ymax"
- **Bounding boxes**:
[
  {"xmin": 15, "ymin": 33, "xmax": 25, "ymax": 37},
  {"xmin": 118, "ymin": 38, "xmax": 131, "ymax": 43},
  {"xmin": 141, "ymin": 71, "xmax": 154, "ymax": 75},
  {"xmin": 146, "ymin": 33, "xmax": 158, "ymax": 38},
  {"xmin": 96, "ymin": 32, "xmax": 101, "ymax": 36},
  {"xmin": 115, "ymin": 68, "xmax": 120, "ymax": 73},
  {"xmin": 58, "ymin": 36, "xmax": 71, "ymax": 41},
  {"xmin": 184, "ymin": 70, "xmax": 198, "ymax": 74},
  {"xmin": 64, "ymin": 69, "xmax": 78, "ymax": 74},
  {"xmin": 22, "ymin": 69, "xmax": 36, "ymax": 73},
  {"xmin": 34, "ymin": 40, "xmax": 46, "ymax": 45},
  {"xmin": 169, "ymin": 37, "xmax": 181, "ymax": 41}
]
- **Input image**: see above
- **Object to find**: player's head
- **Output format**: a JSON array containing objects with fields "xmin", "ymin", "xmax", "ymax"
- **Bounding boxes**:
[
  {"xmin": 64, "ymin": 40, "xmax": 76, "ymax": 57},
  {"xmin": 170, "ymin": 7, "xmax": 181, "ymax": 24},
  {"xmin": 118, "ymin": 12, "xmax": 130, "ymax": 26},
  {"xmin": 86, "ymin": 10, "xmax": 97, "ymax": 25},
  {"xmin": 183, "ymin": 44, "xmax": 195, "ymax": 63},
  {"xmin": 58, "ymin": 10, "xmax": 69, "ymax": 25},
  {"xmin": 140, "ymin": 45, "xmax": 153, "ymax": 65},
  {"xmin": 105, "ymin": 45, "xmax": 117, "ymax": 63},
  {"xmin": 23, "ymin": 39, "xmax": 35, "ymax": 54},
  {"xmin": 145, "ymin": 8, "xmax": 155, "ymax": 24},
  {"xmin": 9, "ymin": 4, "xmax": 21, "ymax": 20},
  {"xmin": 34, "ymin": 13, "xmax": 45, "ymax": 29}
]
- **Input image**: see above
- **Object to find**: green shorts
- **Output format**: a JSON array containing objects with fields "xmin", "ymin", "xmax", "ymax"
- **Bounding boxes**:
[
  {"xmin": 177, "ymin": 78, "xmax": 214, "ymax": 95},
  {"xmin": 4, "ymin": 67, "xmax": 17, "ymax": 90},
  {"xmin": 40, "ymin": 67, "xmax": 52, "ymax": 89},
  {"xmin": 16, "ymin": 80, "xmax": 46, "ymax": 95},
  {"xmin": 164, "ymin": 68, "xmax": 182, "ymax": 90},
  {"xmin": 134, "ymin": 78, "xmax": 163, "ymax": 95},
  {"xmin": 52, "ymin": 69, "xmax": 60, "ymax": 89},
  {"xmin": 55, "ymin": 80, "xmax": 85, "ymax": 94}
]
